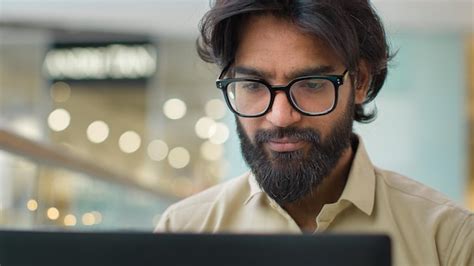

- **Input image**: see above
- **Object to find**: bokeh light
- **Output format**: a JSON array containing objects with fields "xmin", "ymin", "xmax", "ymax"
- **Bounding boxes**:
[
  {"xmin": 50, "ymin": 81, "xmax": 71, "ymax": 102},
  {"xmin": 87, "ymin": 120, "xmax": 109, "ymax": 143},
  {"xmin": 163, "ymin": 98, "xmax": 187, "ymax": 120},
  {"xmin": 209, "ymin": 122, "xmax": 230, "ymax": 144},
  {"xmin": 168, "ymin": 147, "xmax": 190, "ymax": 169},
  {"xmin": 27, "ymin": 199, "xmax": 38, "ymax": 211},
  {"xmin": 119, "ymin": 131, "xmax": 141, "ymax": 153},
  {"xmin": 64, "ymin": 214, "xmax": 77, "ymax": 226},
  {"xmin": 82, "ymin": 213, "xmax": 95, "ymax": 226},
  {"xmin": 195, "ymin": 117, "xmax": 216, "ymax": 139},
  {"xmin": 47, "ymin": 108, "xmax": 71, "ymax": 132},
  {"xmin": 47, "ymin": 207, "xmax": 60, "ymax": 220},
  {"xmin": 147, "ymin": 139, "xmax": 169, "ymax": 161}
]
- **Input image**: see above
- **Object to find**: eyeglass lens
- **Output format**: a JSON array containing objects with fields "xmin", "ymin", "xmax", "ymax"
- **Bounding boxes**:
[{"xmin": 226, "ymin": 78, "xmax": 335, "ymax": 116}]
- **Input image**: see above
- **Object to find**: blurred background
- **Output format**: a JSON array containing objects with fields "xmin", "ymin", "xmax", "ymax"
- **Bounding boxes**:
[{"xmin": 0, "ymin": 0, "xmax": 472, "ymax": 231}]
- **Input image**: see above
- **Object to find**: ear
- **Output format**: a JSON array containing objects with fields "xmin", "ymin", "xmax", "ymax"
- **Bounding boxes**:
[{"xmin": 353, "ymin": 60, "xmax": 371, "ymax": 105}]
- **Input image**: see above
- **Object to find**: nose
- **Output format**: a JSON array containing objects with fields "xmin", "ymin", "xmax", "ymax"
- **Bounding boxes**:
[{"xmin": 265, "ymin": 91, "xmax": 301, "ymax": 127}]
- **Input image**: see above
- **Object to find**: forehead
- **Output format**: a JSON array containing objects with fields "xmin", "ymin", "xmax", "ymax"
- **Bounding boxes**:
[{"xmin": 234, "ymin": 14, "xmax": 341, "ymax": 79}]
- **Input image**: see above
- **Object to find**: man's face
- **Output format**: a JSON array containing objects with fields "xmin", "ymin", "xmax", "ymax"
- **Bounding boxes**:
[{"xmin": 233, "ymin": 15, "xmax": 362, "ymax": 204}]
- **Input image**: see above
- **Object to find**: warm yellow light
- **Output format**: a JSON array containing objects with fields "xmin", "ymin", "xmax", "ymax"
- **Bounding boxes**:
[
  {"xmin": 195, "ymin": 117, "xmax": 216, "ymax": 139},
  {"xmin": 64, "ymin": 214, "xmax": 77, "ymax": 226},
  {"xmin": 118, "ymin": 131, "xmax": 141, "ymax": 153},
  {"xmin": 168, "ymin": 147, "xmax": 191, "ymax": 169},
  {"xmin": 209, "ymin": 122, "xmax": 230, "ymax": 144},
  {"xmin": 47, "ymin": 207, "xmax": 60, "ymax": 220},
  {"xmin": 48, "ymin": 108, "xmax": 71, "ymax": 132},
  {"xmin": 87, "ymin": 120, "xmax": 109, "ymax": 143},
  {"xmin": 82, "ymin": 213, "xmax": 95, "ymax": 226},
  {"xmin": 27, "ymin": 199, "xmax": 38, "ymax": 211},
  {"xmin": 147, "ymin": 139, "xmax": 169, "ymax": 161},
  {"xmin": 163, "ymin": 98, "xmax": 187, "ymax": 120}
]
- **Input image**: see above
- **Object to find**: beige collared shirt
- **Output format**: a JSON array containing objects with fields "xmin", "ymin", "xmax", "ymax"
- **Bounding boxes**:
[{"xmin": 156, "ymin": 139, "xmax": 473, "ymax": 266}]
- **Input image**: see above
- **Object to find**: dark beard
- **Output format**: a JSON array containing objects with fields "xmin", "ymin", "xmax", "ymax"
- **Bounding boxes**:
[{"xmin": 236, "ymin": 100, "xmax": 354, "ymax": 204}]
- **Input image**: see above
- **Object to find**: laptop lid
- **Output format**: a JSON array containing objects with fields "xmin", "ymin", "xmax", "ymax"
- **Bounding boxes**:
[{"xmin": 0, "ymin": 230, "xmax": 391, "ymax": 266}]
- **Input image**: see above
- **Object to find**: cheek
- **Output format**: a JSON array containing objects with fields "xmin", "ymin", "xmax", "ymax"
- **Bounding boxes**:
[
  {"xmin": 336, "ymin": 85, "xmax": 354, "ymax": 114},
  {"xmin": 309, "ymin": 86, "xmax": 353, "ymax": 137},
  {"xmin": 238, "ymin": 117, "xmax": 262, "ymax": 141}
]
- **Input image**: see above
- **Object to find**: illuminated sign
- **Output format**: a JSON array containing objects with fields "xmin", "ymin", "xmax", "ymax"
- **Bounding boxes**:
[{"xmin": 43, "ymin": 43, "xmax": 157, "ymax": 80}]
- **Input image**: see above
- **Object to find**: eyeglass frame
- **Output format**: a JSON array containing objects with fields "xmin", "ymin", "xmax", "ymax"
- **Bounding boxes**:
[{"xmin": 215, "ymin": 63, "xmax": 349, "ymax": 118}]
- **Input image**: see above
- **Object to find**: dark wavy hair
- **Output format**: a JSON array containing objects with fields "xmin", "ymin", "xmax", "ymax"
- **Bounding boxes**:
[{"xmin": 197, "ymin": 0, "xmax": 394, "ymax": 123}]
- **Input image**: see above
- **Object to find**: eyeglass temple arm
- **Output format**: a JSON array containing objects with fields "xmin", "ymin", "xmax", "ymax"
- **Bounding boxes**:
[{"xmin": 218, "ymin": 60, "xmax": 234, "ymax": 79}]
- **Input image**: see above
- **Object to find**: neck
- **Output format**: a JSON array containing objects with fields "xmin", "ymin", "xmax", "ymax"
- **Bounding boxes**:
[{"xmin": 281, "ymin": 142, "xmax": 355, "ymax": 232}]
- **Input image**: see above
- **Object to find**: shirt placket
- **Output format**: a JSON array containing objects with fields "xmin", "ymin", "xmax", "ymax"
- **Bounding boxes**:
[
  {"xmin": 314, "ymin": 200, "xmax": 350, "ymax": 233},
  {"xmin": 267, "ymin": 198, "xmax": 302, "ymax": 233}
]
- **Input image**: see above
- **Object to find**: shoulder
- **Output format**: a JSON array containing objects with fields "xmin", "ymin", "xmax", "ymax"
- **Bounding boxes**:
[
  {"xmin": 374, "ymin": 168, "xmax": 473, "ymax": 263},
  {"xmin": 374, "ymin": 168, "xmax": 472, "ymax": 243},
  {"xmin": 375, "ymin": 167, "xmax": 470, "ymax": 216},
  {"xmin": 167, "ymin": 171, "xmax": 251, "ymax": 212},
  {"xmin": 155, "ymin": 172, "xmax": 251, "ymax": 232}
]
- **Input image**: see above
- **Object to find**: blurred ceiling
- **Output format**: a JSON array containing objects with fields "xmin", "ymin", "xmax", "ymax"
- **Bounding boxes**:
[{"xmin": 0, "ymin": 0, "xmax": 472, "ymax": 37}]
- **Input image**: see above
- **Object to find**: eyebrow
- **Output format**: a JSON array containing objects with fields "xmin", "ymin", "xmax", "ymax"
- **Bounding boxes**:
[{"xmin": 232, "ymin": 65, "xmax": 337, "ymax": 80}]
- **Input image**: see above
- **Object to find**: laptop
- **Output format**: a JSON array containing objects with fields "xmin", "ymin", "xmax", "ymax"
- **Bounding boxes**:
[{"xmin": 0, "ymin": 230, "xmax": 391, "ymax": 266}]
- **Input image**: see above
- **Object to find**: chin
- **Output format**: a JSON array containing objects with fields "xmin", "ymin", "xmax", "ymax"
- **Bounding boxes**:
[{"xmin": 268, "ymin": 149, "xmax": 306, "ymax": 164}]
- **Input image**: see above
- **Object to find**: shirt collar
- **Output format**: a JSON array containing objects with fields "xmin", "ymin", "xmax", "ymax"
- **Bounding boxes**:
[
  {"xmin": 244, "ymin": 136, "xmax": 376, "ymax": 216},
  {"xmin": 244, "ymin": 172, "xmax": 263, "ymax": 205},
  {"xmin": 338, "ymin": 137, "xmax": 375, "ymax": 216}
]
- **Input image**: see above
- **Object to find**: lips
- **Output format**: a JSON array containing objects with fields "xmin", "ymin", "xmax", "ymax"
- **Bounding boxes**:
[{"xmin": 267, "ymin": 138, "xmax": 305, "ymax": 152}]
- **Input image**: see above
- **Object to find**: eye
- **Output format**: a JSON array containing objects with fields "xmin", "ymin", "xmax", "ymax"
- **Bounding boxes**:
[
  {"xmin": 240, "ymin": 81, "xmax": 264, "ymax": 91},
  {"xmin": 302, "ymin": 80, "xmax": 324, "ymax": 90},
  {"xmin": 244, "ymin": 83, "xmax": 259, "ymax": 90}
]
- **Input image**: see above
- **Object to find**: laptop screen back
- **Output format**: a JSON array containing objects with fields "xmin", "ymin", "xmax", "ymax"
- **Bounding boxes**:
[{"xmin": 0, "ymin": 231, "xmax": 391, "ymax": 266}]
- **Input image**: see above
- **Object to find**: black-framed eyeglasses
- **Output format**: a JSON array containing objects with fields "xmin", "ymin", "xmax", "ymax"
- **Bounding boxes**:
[{"xmin": 215, "ymin": 65, "xmax": 349, "ymax": 118}]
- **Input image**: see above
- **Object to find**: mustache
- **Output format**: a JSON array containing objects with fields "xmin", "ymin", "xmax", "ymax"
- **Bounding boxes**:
[{"xmin": 254, "ymin": 127, "xmax": 321, "ymax": 144}]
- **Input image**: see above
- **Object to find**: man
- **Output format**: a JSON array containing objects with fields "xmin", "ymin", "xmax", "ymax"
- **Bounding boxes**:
[{"xmin": 156, "ymin": 0, "xmax": 473, "ymax": 265}]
